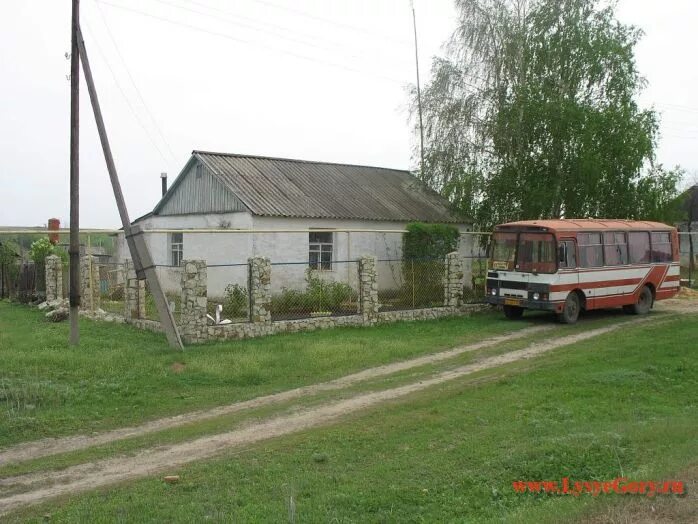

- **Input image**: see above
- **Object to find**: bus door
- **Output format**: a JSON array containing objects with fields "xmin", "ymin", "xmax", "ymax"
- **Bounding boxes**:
[{"xmin": 558, "ymin": 238, "xmax": 580, "ymax": 303}]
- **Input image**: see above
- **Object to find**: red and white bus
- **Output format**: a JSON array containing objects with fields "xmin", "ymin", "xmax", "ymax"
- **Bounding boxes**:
[{"xmin": 485, "ymin": 219, "xmax": 680, "ymax": 323}]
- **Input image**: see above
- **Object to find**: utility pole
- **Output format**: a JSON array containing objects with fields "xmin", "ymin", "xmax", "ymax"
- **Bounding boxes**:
[
  {"xmin": 69, "ymin": 0, "xmax": 81, "ymax": 345},
  {"xmin": 76, "ymin": 27, "xmax": 183, "ymax": 349},
  {"xmin": 411, "ymin": 0, "xmax": 425, "ymax": 176}
]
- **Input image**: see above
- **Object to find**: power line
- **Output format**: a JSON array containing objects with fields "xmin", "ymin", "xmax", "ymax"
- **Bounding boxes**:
[
  {"xmin": 81, "ymin": 22, "xmax": 173, "ymax": 165},
  {"xmin": 96, "ymin": 0, "xmax": 407, "ymax": 84},
  {"xmin": 241, "ymin": 0, "xmax": 412, "ymax": 46},
  {"xmin": 93, "ymin": 0, "xmax": 178, "ymax": 161},
  {"xmin": 162, "ymin": 0, "xmax": 412, "ymax": 67}
]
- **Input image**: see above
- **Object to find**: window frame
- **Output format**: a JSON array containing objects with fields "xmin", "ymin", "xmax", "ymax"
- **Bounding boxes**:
[
  {"xmin": 602, "ymin": 231, "xmax": 629, "ymax": 266},
  {"xmin": 170, "ymin": 232, "xmax": 183, "ymax": 267},
  {"xmin": 309, "ymin": 230, "xmax": 334, "ymax": 271},
  {"xmin": 578, "ymin": 232, "xmax": 604, "ymax": 268},
  {"xmin": 558, "ymin": 239, "xmax": 577, "ymax": 269},
  {"xmin": 628, "ymin": 231, "xmax": 650, "ymax": 265},
  {"xmin": 650, "ymin": 231, "xmax": 672, "ymax": 263}
]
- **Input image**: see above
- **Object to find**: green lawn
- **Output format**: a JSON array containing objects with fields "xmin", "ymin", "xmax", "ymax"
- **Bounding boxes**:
[
  {"xmin": 7, "ymin": 312, "xmax": 696, "ymax": 522},
  {"xmin": 0, "ymin": 301, "xmax": 538, "ymax": 447}
]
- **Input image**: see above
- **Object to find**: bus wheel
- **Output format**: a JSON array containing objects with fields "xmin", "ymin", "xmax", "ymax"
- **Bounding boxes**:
[
  {"xmin": 628, "ymin": 286, "xmax": 653, "ymax": 315},
  {"xmin": 558, "ymin": 293, "xmax": 580, "ymax": 324},
  {"xmin": 503, "ymin": 305, "xmax": 524, "ymax": 319}
]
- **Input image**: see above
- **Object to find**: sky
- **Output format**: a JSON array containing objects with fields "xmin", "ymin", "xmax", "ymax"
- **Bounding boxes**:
[{"xmin": 1, "ymin": 0, "xmax": 697, "ymax": 228}]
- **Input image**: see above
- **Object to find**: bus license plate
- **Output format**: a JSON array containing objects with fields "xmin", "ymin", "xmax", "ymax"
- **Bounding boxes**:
[{"xmin": 504, "ymin": 298, "xmax": 522, "ymax": 306}]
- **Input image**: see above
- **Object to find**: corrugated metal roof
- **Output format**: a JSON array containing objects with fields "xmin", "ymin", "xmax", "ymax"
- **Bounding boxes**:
[
  {"xmin": 497, "ymin": 219, "xmax": 674, "ymax": 232},
  {"xmin": 190, "ymin": 151, "xmax": 463, "ymax": 223}
]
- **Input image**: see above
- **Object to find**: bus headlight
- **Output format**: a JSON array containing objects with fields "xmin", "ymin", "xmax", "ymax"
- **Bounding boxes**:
[
  {"xmin": 491, "ymin": 288, "xmax": 497, "ymax": 296},
  {"xmin": 533, "ymin": 292, "xmax": 540, "ymax": 301}
]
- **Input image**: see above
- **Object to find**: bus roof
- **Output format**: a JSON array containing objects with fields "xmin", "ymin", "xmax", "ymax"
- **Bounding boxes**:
[{"xmin": 494, "ymin": 219, "xmax": 675, "ymax": 233}]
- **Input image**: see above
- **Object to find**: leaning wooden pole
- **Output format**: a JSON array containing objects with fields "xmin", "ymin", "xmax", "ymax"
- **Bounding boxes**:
[
  {"xmin": 76, "ymin": 27, "xmax": 183, "ymax": 349},
  {"xmin": 69, "ymin": 0, "xmax": 80, "ymax": 345}
]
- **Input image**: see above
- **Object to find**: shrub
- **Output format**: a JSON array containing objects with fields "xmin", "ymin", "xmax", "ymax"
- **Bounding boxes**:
[
  {"xmin": 270, "ymin": 269, "xmax": 357, "ymax": 317},
  {"xmin": 224, "ymin": 284, "xmax": 248, "ymax": 319},
  {"xmin": 400, "ymin": 223, "xmax": 460, "ymax": 307}
]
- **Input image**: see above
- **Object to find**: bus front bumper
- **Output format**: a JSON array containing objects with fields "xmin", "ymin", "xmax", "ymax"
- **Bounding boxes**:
[{"xmin": 485, "ymin": 295, "xmax": 558, "ymax": 312}]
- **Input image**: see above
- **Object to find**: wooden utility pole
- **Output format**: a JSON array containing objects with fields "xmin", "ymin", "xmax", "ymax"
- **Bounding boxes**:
[
  {"xmin": 76, "ymin": 27, "xmax": 183, "ymax": 349},
  {"xmin": 69, "ymin": 0, "xmax": 80, "ymax": 345}
]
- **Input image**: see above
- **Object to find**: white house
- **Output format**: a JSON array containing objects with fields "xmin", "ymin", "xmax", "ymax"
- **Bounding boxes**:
[{"xmin": 115, "ymin": 151, "xmax": 474, "ymax": 297}]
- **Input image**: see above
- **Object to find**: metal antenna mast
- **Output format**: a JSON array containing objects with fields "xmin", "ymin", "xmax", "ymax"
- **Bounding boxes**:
[{"xmin": 411, "ymin": 0, "xmax": 425, "ymax": 175}]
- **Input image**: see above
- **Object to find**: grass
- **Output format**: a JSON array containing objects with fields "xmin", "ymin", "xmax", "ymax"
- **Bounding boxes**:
[
  {"xmin": 7, "ymin": 312, "xmax": 697, "ymax": 522},
  {"xmin": 0, "ymin": 300, "xmax": 541, "ymax": 448},
  {"xmin": 0, "ymin": 313, "xmax": 613, "ymax": 480}
]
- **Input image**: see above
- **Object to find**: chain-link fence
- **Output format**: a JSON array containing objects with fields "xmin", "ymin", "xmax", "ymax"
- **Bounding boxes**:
[
  {"xmin": 269, "ymin": 260, "xmax": 359, "ymax": 320},
  {"xmin": 376, "ymin": 257, "xmax": 446, "ymax": 311},
  {"xmin": 206, "ymin": 263, "xmax": 249, "ymax": 324},
  {"xmin": 99, "ymin": 262, "xmax": 124, "ymax": 316},
  {"xmin": 678, "ymin": 232, "xmax": 697, "ymax": 287}
]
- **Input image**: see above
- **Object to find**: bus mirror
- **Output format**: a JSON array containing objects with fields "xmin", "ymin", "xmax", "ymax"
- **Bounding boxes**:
[{"xmin": 558, "ymin": 245, "xmax": 566, "ymax": 263}]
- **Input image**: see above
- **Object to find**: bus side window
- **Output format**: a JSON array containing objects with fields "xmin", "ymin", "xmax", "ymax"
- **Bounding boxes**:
[
  {"xmin": 628, "ymin": 232, "xmax": 650, "ymax": 264},
  {"xmin": 578, "ymin": 233, "xmax": 603, "ymax": 267},
  {"xmin": 559, "ymin": 240, "xmax": 576, "ymax": 268},
  {"xmin": 651, "ymin": 232, "xmax": 672, "ymax": 262}
]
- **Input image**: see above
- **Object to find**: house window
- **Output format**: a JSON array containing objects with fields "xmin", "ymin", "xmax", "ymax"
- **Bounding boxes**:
[
  {"xmin": 309, "ymin": 231, "xmax": 333, "ymax": 270},
  {"xmin": 170, "ymin": 233, "xmax": 183, "ymax": 266}
]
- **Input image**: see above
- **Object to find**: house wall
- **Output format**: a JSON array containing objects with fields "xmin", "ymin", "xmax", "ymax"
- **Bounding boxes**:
[{"xmin": 116, "ymin": 214, "xmax": 474, "ymax": 297}]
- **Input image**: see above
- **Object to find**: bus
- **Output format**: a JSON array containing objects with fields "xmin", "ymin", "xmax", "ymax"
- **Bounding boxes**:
[{"xmin": 485, "ymin": 219, "xmax": 680, "ymax": 323}]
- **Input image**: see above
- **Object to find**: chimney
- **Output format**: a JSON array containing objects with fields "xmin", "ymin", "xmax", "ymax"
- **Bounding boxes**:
[
  {"xmin": 48, "ymin": 218, "xmax": 60, "ymax": 245},
  {"xmin": 160, "ymin": 172, "xmax": 167, "ymax": 196}
]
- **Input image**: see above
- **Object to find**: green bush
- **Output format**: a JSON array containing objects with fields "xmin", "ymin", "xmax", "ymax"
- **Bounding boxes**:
[
  {"xmin": 400, "ymin": 223, "xmax": 460, "ymax": 308},
  {"xmin": 270, "ymin": 269, "xmax": 357, "ymax": 317},
  {"xmin": 224, "ymin": 284, "xmax": 248, "ymax": 319}
]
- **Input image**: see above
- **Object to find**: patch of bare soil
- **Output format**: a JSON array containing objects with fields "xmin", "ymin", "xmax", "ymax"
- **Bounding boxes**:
[
  {"xmin": 0, "ymin": 314, "xmax": 674, "ymax": 516},
  {"xmin": 0, "ymin": 325, "xmax": 555, "ymax": 467}
]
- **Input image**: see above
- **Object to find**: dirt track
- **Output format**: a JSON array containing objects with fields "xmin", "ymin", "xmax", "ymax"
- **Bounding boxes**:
[
  {"xmin": 2, "ymin": 310, "xmax": 686, "ymax": 516},
  {"xmin": 0, "ymin": 324, "xmax": 556, "ymax": 466}
]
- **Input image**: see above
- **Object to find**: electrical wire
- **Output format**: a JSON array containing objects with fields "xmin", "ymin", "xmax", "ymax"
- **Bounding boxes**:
[
  {"xmin": 96, "ymin": 0, "xmax": 408, "ymax": 84},
  {"xmin": 157, "ymin": 0, "xmax": 412, "ymax": 67},
  {"xmin": 93, "ymin": 0, "xmax": 179, "ymax": 162},
  {"xmin": 81, "ymin": 21, "xmax": 173, "ymax": 165}
]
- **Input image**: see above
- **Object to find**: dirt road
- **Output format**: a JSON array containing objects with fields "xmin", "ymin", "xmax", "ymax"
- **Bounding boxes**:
[{"xmin": 1, "ymin": 310, "xmax": 685, "ymax": 516}]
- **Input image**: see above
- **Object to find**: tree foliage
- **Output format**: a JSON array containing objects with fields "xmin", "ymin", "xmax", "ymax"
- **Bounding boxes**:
[
  {"xmin": 412, "ymin": 0, "xmax": 679, "ymax": 229},
  {"xmin": 402, "ymin": 222, "xmax": 460, "ymax": 260}
]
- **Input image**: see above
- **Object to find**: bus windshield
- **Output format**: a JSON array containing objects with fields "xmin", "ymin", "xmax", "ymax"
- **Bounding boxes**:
[
  {"xmin": 490, "ymin": 232, "xmax": 557, "ymax": 273},
  {"xmin": 490, "ymin": 232, "xmax": 517, "ymax": 270}
]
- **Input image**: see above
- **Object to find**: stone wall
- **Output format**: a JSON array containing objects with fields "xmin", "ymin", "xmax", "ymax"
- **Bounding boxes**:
[
  {"xmin": 45, "ymin": 255, "xmax": 63, "ymax": 302},
  {"xmin": 249, "ymin": 256, "xmax": 271, "ymax": 323},
  {"xmin": 124, "ymin": 259, "xmax": 146, "ymax": 320},
  {"xmin": 358, "ymin": 256, "xmax": 379, "ymax": 323},
  {"xmin": 180, "ymin": 259, "xmax": 208, "ymax": 343},
  {"xmin": 443, "ymin": 252, "xmax": 465, "ymax": 307},
  {"xmin": 80, "ymin": 255, "xmax": 100, "ymax": 311},
  {"xmin": 113, "ymin": 254, "xmax": 485, "ymax": 345}
]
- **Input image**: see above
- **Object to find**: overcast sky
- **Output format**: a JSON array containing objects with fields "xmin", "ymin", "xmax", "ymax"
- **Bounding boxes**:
[{"xmin": 1, "ymin": 0, "xmax": 697, "ymax": 228}]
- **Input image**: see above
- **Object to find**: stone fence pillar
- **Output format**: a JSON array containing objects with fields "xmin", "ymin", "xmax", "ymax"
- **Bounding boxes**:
[
  {"xmin": 443, "ymin": 252, "xmax": 464, "ymax": 307},
  {"xmin": 359, "ymin": 256, "xmax": 379, "ymax": 324},
  {"xmin": 45, "ymin": 255, "xmax": 63, "ymax": 302},
  {"xmin": 180, "ymin": 260, "xmax": 208, "ymax": 343},
  {"xmin": 124, "ymin": 259, "xmax": 145, "ymax": 320},
  {"xmin": 80, "ymin": 255, "xmax": 100, "ymax": 311},
  {"xmin": 248, "ymin": 256, "xmax": 271, "ymax": 323}
]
